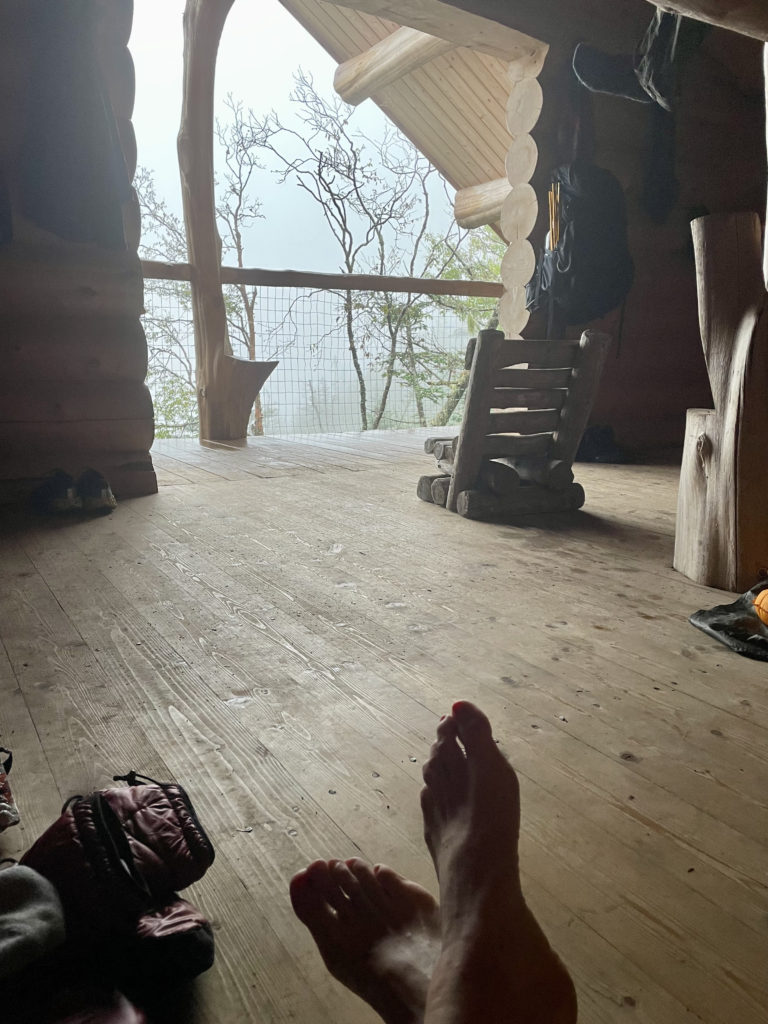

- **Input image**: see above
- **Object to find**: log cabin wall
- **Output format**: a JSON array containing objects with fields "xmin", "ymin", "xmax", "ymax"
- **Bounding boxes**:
[
  {"xmin": 0, "ymin": 0, "xmax": 157, "ymax": 502},
  {"xmin": 584, "ymin": 28, "xmax": 766, "ymax": 453},
  {"xmin": 435, "ymin": 2, "xmax": 766, "ymax": 454},
  {"xmin": 518, "ymin": 23, "xmax": 765, "ymax": 454}
]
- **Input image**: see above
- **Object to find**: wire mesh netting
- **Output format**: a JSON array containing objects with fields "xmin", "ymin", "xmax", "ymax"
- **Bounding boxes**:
[{"xmin": 143, "ymin": 276, "xmax": 492, "ymax": 438}]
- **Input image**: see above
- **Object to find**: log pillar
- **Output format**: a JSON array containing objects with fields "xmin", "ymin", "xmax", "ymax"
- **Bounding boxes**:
[
  {"xmin": 673, "ymin": 212, "xmax": 768, "ymax": 591},
  {"xmin": 497, "ymin": 51, "xmax": 546, "ymax": 338},
  {"xmin": 0, "ymin": 0, "xmax": 157, "ymax": 500},
  {"xmin": 178, "ymin": 0, "xmax": 276, "ymax": 442}
]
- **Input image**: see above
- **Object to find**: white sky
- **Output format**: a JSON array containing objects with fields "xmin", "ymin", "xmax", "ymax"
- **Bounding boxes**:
[{"xmin": 131, "ymin": 0, "xmax": 454, "ymax": 271}]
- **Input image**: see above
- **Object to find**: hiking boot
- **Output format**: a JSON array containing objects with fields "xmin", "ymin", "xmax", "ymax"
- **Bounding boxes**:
[
  {"xmin": 76, "ymin": 469, "xmax": 117, "ymax": 515},
  {"xmin": 30, "ymin": 470, "xmax": 82, "ymax": 514}
]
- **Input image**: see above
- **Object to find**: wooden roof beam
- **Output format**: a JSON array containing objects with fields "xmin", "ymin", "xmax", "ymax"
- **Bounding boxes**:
[
  {"xmin": 321, "ymin": 1, "xmax": 653, "ymax": 55},
  {"xmin": 642, "ymin": 1, "xmax": 768, "ymax": 41},
  {"xmin": 454, "ymin": 178, "xmax": 510, "ymax": 229},
  {"xmin": 334, "ymin": 26, "xmax": 455, "ymax": 105},
  {"xmin": 321, "ymin": 0, "xmax": 547, "ymax": 63}
]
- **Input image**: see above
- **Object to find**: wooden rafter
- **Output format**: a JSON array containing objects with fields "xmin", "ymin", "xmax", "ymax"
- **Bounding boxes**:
[
  {"xmin": 642, "ymin": 1, "xmax": 768, "ymax": 40},
  {"xmin": 319, "ymin": 0, "xmax": 652, "ymax": 54},
  {"xmin": 320, "ymin": 0, "xmax": 547, "ymax": 62},
  {"xmin": 454, "ymin": 177, "xmax": 510, "ymax": 229},
  {"xmin": 334, "ymin": 26, "xmax": 455, "ymax": 104}
]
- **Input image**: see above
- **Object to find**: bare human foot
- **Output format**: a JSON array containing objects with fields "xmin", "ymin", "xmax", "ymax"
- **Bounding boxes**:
[
  {"xmin": 290, "ymin": 857, "xmax": 441, "ymax": 1024},
  {"xmin": 420, "ymin": 701, "xmax": 577, "ymax": 1024}
]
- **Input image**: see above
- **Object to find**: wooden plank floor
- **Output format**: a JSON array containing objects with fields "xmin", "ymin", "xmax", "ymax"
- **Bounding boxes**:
[{"xmin": 1, "ymin": 431, "xmax": 767, "ymax": 1024}]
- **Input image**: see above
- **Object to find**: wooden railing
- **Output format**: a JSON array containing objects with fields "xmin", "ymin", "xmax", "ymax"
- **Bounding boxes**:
[{"xmin": 141, "ymin": 260, "xmax": 504, "ymax": 298}]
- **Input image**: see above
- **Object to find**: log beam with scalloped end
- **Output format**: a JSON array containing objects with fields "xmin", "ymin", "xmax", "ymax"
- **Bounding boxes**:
[{"xmin": 334, "ymin": 26, "xmax": 455, "ymax": 105}]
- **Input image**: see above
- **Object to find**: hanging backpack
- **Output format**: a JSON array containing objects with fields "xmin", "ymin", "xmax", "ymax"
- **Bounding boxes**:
[{"xmin": 526, "ymin": 160, "xmax": 634, "ymax": 328}]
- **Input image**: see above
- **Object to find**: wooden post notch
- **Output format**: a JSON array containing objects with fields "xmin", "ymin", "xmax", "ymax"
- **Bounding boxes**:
[{"xmin": 673, "ymin": 212, "xmax": 768, "ymax": 591}]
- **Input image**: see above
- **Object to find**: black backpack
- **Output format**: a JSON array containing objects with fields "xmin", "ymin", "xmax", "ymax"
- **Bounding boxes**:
[{"xmin": 526, "ymin": 161, "xmax": 634, "ymax": 328}]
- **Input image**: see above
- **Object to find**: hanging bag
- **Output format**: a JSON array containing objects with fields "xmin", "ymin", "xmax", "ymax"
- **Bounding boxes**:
[{"xmin": 526, "ymin": 160, "xmax": 634, "ymax": 328}]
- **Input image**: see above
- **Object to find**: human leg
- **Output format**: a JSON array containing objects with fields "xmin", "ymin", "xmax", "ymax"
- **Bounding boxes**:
[{"xmin": 420, "ymin": 701, "xmax": 577, "ymax": 1024}]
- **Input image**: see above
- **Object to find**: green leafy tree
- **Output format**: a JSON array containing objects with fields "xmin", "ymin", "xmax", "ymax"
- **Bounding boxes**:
[
  {"xmin": 139, "ymin": 75, "xmax": 503, "ymax": 436},
  {"xmin": 247, "ymin": 71, "xmax": 494, "ymax": 430}
]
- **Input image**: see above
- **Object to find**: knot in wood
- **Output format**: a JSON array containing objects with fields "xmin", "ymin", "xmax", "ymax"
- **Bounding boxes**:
[{"xmin": 695, "ymin": 432, "xmax": 712, "ymax": 470}]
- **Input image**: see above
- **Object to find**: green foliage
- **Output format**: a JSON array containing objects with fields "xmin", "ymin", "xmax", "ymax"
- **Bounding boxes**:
[
  {"xmin": 425, "ymin": 225, "xmax": 506, "ymax": 334},
  {"xmin": 149, "ymin": 373, "xmax": 198, "ymax": 439}
]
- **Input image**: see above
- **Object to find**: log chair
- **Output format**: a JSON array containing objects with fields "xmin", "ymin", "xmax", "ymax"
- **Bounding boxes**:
[{"xmin": 418, "ymin": 327, "xmax": 611, "ymax": 520}]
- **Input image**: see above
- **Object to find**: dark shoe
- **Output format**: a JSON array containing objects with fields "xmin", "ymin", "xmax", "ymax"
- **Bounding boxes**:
[
  {"xmin": 76, "ymin": 469, "xmax": 116, "ymax": 515},
  {"xmin": 30, "ymin": 470, "xmax": 82, "ymax": 514}
]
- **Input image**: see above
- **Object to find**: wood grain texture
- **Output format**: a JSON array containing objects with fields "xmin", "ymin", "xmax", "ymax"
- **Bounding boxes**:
[
  {"xmin": 641, "ymin": 0, "xmax": 768, "ymax": 40},
  {"xmin": 673, "ymin": 214, "xmax": 768, "ymax": 590},
  {"xmin": 3, "ymin": 430, "xmax": 766, "ymax": 1024},
  {"xmin": 334, "ymin": 26, "xmax": 454, "ymax": 104}
]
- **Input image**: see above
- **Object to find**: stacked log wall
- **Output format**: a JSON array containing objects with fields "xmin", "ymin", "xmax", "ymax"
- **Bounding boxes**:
[
  {"xmin": 0, "ymin": 0, "xmax": 156, "ymax": 502},
  {"xmin": 564, "ymin": 28, "xmax": 765, "ymax": 454}
]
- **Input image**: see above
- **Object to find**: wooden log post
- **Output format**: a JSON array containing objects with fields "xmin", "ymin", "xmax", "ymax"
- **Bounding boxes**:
[
  {"xmin": 673, "ymin": 212, "xmax": 768, "ymax": 591},
  {"xmin": 479, "ymin": 459, "xmax": 521, "ymax": 495},
  {"xmin": 457, "ymin": 482, "xmax": 585, "ymax": 520},
  {"xmin": 430, "ymin": 475, "xmax": 451, "ymax": 506},
  {"xmin": 424, "ymin": 435, "xmax": 457, "ymax": 454},
  {"xmin": 504, "ymin": 456, "xmax": 574, "ymax": 490},
  {"xmin": 454, "ymin": 178, "xmax": 512, "ymax": 230},
  {"xmin": 417, "ymin": 473, "xmax": 448, "ymax": 503},
  {"xmin": 178, "ymin": 0, "xmax": 276, "ymax": 441}
]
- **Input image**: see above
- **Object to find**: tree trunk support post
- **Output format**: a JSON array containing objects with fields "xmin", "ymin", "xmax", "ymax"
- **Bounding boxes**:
[
  {"xmin": 673, "ymin": 212, "xmax": 768, "ymax": 591},
  {"xmin": 178, "ymin": 0, "xmax": 276, "ymax": 442}
]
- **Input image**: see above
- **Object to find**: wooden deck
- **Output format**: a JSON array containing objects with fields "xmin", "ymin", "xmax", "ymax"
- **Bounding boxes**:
[{"xmin": 1, "ymin": 431, "xmax": 766, "ymax": 1024}]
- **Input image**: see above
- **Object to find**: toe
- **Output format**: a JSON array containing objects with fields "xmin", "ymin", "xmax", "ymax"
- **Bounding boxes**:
[
  {"xmin": 346, "ymin": 858, "xmax": 388, "ymax": 913},
  {"xmin": 451, "ymin": 700, "xmax": 496, "ymax": 760},
  {"xmin": 289, "ymin": 863, "xmax": 337, "ymax": 932},
  {"xmin": 331, "ymin": 860, "xmax": 376, "ymax": 917},
  {"xmin": 422, "ymin": 714, "xmax": 467, "ymax": 806}
]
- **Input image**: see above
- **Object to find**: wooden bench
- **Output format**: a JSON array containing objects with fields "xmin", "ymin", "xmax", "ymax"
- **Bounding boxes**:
[{"xmin": 418, "ymin": 328, "xmax": 612, "ymax": 520}]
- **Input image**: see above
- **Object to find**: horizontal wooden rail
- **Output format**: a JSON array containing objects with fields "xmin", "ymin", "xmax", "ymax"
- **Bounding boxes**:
[{"xmin": 141, "ymin": 259, "xmax": 503, "ymax": 298}]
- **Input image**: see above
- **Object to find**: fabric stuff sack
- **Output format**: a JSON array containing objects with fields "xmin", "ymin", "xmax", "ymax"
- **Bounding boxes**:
[
  {"xmin": 526, "ymin": 160, "xmax": 634, "ymax": 327},
  {"xmin": 20, "ymin": 773, "xmax": 216, "ymax": 988},
  {"xmin": 0, "ymin": 865, "xmax": 66, "ymax": 980}
]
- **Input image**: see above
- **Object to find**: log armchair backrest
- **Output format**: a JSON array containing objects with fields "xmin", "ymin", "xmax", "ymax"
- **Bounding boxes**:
[{"xmin": 446, "ymin": 328, "xmax": 612, "ymax": 512}]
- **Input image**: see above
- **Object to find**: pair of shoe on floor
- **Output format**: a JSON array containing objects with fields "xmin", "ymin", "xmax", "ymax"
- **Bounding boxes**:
[{"xmin": 31, "ymin": 468, "xmax": 116, "ymax": 516}]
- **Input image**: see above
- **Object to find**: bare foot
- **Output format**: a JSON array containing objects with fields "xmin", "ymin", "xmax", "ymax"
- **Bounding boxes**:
[
  {"xmin": 290, "ymin": 857, "xmax": 441, "ymax": 1024},
  {"xmin": 420, "ymin": 701, "xmax": 577, "ymax": 1024}
]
